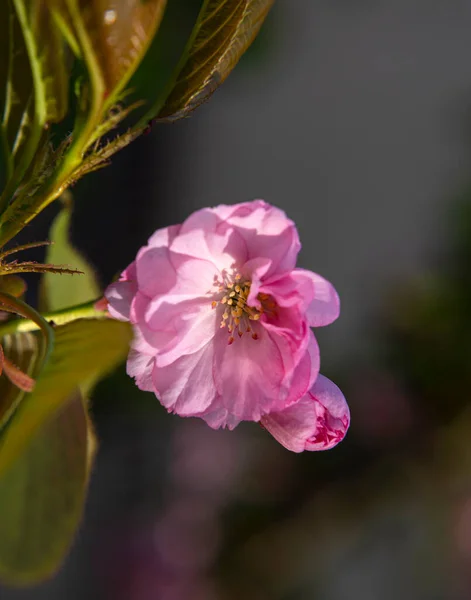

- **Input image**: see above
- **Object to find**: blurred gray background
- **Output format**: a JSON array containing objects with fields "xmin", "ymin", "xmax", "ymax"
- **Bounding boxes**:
[{"xmin": 156, "ymin": 0, "xmax": 471, "ymax": 365}]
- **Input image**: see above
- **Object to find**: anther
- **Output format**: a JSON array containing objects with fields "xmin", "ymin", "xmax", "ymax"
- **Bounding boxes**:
[
  {"xmin": 252, "ymin": 333, "xmax": 259, "ymax": 340},
  {"xmin": 228, "ymin": 336, "xmax": 235, "ymax": 345}
]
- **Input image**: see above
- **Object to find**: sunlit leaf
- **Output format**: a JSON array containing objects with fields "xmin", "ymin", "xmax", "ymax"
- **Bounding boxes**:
[
  {"xmin": 0, "ymin": 317, "xmax": 131, "ymax": 476},
  {"xmin": 156, "ymin": 0, "xmax": 275, "ymax": 121},
  {"xmin": 84, "ymin": 0, "xmax": 167, "ymax": 101},
  {"xmin": 0, "ymin": 313, "xmax": 129, "ymax": 583},
  {"xmin": 0, "ymin": 390, "xmax": 94, "ymax": 584},
  {"xmin": 0, "ymin": 0, "xmax": 69, "ymax": 211},
  {"xmin": 52, "ymin": 0, "xmax": 167, "ymax": 104},
  {"xmin": 40, "ymin": 201, "xmax": 101, "ymax": 312},
  {"xmin": 13, "ymin": 0, "xmax": 69, "ymax": 124}
]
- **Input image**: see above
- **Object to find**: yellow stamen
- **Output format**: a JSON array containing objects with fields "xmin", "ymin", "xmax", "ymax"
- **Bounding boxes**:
[{"xmin": 212, "ymin": 270, "xmax": 275, "ymax": 345}]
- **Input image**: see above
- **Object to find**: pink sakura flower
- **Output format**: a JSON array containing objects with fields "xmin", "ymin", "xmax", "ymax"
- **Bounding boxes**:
[{"xmin": 105, "ymin": 200, "xmax": 349, "ymax": 452}]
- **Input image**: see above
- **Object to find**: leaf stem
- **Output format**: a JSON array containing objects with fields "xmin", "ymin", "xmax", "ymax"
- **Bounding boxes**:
[{"xmin": 0, "ymin": 299, "xmax": 107, "ymax": 336}]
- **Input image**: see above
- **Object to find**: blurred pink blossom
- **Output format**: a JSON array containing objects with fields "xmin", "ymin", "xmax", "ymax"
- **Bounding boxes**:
[
  {"xmin": 170, "ymin": 419, "xmax": 246, "ymax": 501},
  {"xmin": 153, "ymin": 499, "xmax": 220, "ymax": 574},
  {"xmin": 105, "ymin": 200, "xmax": 348, "ymax": 450}
]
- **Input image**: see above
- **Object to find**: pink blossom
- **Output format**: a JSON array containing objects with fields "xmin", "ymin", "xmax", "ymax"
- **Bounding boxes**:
[
  {"xmin": 105, "ymin": 200, "xmax": 349, "ymax": 450},
  {"xmin": 260, "ymin": 375, "xmax": 350, "ymax": 452}
]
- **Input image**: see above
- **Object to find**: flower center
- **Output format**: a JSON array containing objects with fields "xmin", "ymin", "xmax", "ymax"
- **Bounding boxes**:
[{"xmin": 212, "ymin": 271, "xmax": 264, "ymax": 345}]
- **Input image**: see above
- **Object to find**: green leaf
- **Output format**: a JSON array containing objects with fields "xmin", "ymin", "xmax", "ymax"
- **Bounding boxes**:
[
  {"xmin": 0, "ymin": 317, "xmax": 132, "ymax": 477},
  {"xmin": 0, "ymin": 0, "xmax": 70, "ymax": 211},
  {"xmin": 0, "ymin": 2, "xmax": 13, "ymax": 193},
  {"xmin": 49, "ymin": 0, "xmax": 167, "ymax": 139},
  {"xmin": 0, "ymin": 390, "xmax": 95, "ymax": 584},
  {"xmin": 0, "ymin": 1, "xmax": 34, "ymax": 203},
  {"xmin": 73, "ymin": 0, "xmax": 168, "ymax": 105},
  {"xmin": 154, "ymin": 0, "xmax": 275, "ymax": 122},
  {"xmin": 0, "ymin": 315, "xmax": 130, "ymax": 582},
  {"xmin": 40, "ymin": 201, "xmax": 101, "ymax": 312},
  {"xmin": 13, "ymin": 0, "xmax": 69, "ymax": 125}
]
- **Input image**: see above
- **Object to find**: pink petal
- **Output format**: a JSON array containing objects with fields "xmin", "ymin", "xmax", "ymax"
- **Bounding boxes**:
[
  {"xmin": 147, "ymin": 223, "xmax": 181, "ymax": 248},
  {"xmin": 221, "ymin": 200, "xmax": 301, "ymax": 277},
  {"xmin": 211, "ymin": 324, "xmax": 287, "ymax": 424},
  {"xmin": 137, "ymin": 245, "xmax": 218, "ymax": 301},
  {"xmin": 196, "ymin": 406, "xmax": 242, "ymax": 431},
  {"xmin": 127, "ymin": 349, "xmax": 155, "ymax": 392},
  {"xmin": 292, "ymin": 269, "xmax": 340, "ymax": 327},
  {"xmin": 283, "ymin": 330, "xmax": 320, "ymax": 406},
  {"xmin": 261, "ymin": 375, "xmax": 349, "ymax": 453},
  {"xmin": 152, "ymin": 341, "xmax": 217, "ymax": 416},
  {"xmin": 105, "ymin": 262, "xmax": 137, "ymax": 322},
  {"xmin": 195, "ymin": 329, "xmax": 319, "ymax": 430},
  {"xmin": 135, "ymin": 246, "xmax": 176, "ymax": 298},
  {"xmin": 130, "ymin": 318, "xmax": 174, "ymax": 358},
  {"xmin": 262, "ymin": 307, "xmax": 311, "ymax": 396},
  {"xmin": 242, "ymin": 257, "xmax": 273, "ymax": 307},
  {"xmin": 134, "ymin": 248, "xmax": 219, "ymax": 362},
  {"xmin": 152, "ymin": 301, "xmax": 217, "ymax": 367},
  {"xmin": 170, "ymin": 207, "xmax": 248, "ymax": 270}
]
